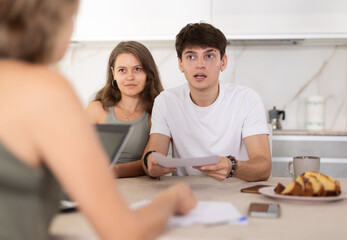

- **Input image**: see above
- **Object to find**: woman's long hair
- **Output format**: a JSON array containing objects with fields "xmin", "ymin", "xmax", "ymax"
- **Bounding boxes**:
[{"xmin": 93, "ymin": 41, "xmax": 163, "ymax": 114}]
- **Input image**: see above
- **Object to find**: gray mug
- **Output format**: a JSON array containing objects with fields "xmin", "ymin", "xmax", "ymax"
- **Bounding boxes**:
[{"xmin": 287, "ymin": 156, "xmax": 320, "ymax": 179}]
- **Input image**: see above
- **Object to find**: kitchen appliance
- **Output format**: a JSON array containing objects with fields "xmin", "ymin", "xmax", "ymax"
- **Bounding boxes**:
[{"xmin": 268, "ymin": 106, "xmax": 285, "ymax": 130}]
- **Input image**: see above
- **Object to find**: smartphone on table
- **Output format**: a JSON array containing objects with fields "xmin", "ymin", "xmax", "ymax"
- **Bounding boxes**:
[{"xmin": 248, "ymin": 202, "xmax": 280, "ymax": 218}]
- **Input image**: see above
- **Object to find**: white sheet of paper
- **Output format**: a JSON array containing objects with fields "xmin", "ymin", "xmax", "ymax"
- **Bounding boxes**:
[
  {"xmin": 130, "ymin": 200, "xmax": 248, "ymax": 227},
  {"xmin": 152, "ymin": 153, "xmax": 219, "ymax": 168}
]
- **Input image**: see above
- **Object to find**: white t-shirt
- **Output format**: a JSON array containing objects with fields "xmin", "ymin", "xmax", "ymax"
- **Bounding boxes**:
[{"xmin": 151, "ymin": 82, "xmax": 268, "ymax": 176}]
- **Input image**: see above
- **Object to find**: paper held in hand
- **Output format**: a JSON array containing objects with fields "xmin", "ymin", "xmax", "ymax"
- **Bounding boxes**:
[{"xmin": 152, "ymin": 152, "xmax": 219, "ymax": 168}]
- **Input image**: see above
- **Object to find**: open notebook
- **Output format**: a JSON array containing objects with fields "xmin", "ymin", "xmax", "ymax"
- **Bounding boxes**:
[{"xmin": 60, "ymin": 124, "xmax": 133, "ymax": 212}]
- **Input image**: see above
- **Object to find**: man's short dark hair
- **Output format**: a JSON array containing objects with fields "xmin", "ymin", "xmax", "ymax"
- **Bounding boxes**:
[{"xmin": 175, "ymin": 22, "xmax": 227, "ymax": 60}]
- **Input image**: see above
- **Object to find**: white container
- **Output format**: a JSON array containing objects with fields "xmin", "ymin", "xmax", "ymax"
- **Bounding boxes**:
[{"xmin": 306, "ymin": 95, "xmax": 325, "ymax": 131}]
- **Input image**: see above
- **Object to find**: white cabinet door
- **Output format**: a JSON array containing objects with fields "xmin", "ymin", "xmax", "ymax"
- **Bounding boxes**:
[
  {"xmin": 73, "ymin": 0, "xmax": 211, "ymax": 41},
  {"xmin": 212, "ymin": 0, "xmax": 347, "ymax": 39}
]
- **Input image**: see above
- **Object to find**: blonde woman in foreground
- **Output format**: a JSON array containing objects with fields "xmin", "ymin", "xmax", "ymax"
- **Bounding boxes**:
[{"xmin": 0, "ymin": 0, "xmax": 196, "ymax": 239}]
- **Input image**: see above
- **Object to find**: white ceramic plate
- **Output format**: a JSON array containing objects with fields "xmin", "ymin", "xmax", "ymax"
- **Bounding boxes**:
[{"xmin": 259, "ymin": 187, "xmax": 347, "ymax": 202}]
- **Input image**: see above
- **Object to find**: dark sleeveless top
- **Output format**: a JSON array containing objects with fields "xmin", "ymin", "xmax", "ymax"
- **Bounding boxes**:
[{"xmin": 0, "ymin": 142, "xmax": 62, "ymax": 240}]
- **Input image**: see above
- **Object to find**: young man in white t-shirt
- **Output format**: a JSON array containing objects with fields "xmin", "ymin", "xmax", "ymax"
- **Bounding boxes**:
[{"xmin": 142, "ymin": 23, "xmax": 271, "ymax": 181}]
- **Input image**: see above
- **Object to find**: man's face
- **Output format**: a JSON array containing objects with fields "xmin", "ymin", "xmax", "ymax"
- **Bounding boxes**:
[{"xmin": 178, "ymin": 47, "xmax": 227, "ymax": 93}]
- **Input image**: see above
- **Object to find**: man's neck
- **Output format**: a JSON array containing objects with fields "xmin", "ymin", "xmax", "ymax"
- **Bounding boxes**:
[{"xmin": 189, "ymin": 83, "xmax": 220, "ymax": 107}]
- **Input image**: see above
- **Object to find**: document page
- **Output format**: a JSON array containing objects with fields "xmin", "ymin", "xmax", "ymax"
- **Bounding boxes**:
[
  {"xmin": 131, "ymin": 200, "xmax": 247, "ymax": 226},
  {"xmin": 152, "ymin": 153, "xmax": 219, "ymax": 168}
]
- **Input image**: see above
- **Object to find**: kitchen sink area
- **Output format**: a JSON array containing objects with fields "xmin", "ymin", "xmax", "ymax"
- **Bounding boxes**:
[{"xmin": 271, "ymin": 130, "xmax": 347, "ymax": 178}]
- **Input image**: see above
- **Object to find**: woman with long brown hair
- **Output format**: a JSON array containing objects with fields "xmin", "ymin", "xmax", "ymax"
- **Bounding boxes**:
[
  {"xmin": 86, "ymin": 41, "xmax": 163, "ymax": 177},
  {"xmin": 0, "ymin": 0, "xmax": 196, "ymax": 239}
]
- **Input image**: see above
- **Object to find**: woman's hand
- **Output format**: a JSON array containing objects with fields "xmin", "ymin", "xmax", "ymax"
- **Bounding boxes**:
[{"xmin": 169, "ymin": 183, "xmax": 197, "ymax": 215}]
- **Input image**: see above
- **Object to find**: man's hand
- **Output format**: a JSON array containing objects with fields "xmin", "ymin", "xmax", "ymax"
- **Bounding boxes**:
[
  {"xmin": 193, "ymin": 157, "xmax": 232, "ymax": 181},
  {"xmin": 147, "ymin": 153, "xmax": 177, "ymax": 177}
]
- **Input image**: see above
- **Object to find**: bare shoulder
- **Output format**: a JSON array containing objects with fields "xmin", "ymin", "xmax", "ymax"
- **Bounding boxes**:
[
  {"xmin": 0, "ymin": 60, "xmax": 74, "ymax": 99},
  {"xmin": 0, "ymin": 60, "xmax": 84, "ymax": 164},
  {"xmin": 86, "ymin": 101, "xmax": 105, "ymax": 113},
  {"xmin": 85, "ymin": 101, "xmax": 108, "ymax": 124},
  {"xmin": 0, "ymin": 61, "xmax": 77, "ymax": 111}
]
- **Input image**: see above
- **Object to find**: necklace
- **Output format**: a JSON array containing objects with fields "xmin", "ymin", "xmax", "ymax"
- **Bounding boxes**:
[
  {"xmin": 123, "ymin": 110, "xmax": 136, "ymax": 121},
  {"xmin": 117, "ymin": 105, "xmax": 140, "ymax": 121}
]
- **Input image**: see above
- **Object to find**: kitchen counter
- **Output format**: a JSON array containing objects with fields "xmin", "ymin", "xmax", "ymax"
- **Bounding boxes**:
[
  {"xmin": 271, "ymin": 131, "xmax": 347, "ymax": 178},
  {"xmin": 273, "ymin": 130, "xmax": 347, "ymax": 136}
]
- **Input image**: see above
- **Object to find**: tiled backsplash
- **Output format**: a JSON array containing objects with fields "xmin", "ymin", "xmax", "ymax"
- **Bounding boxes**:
[{"xmin": 57, "ymin": 41, "xmax": 347, "ymax": 131}]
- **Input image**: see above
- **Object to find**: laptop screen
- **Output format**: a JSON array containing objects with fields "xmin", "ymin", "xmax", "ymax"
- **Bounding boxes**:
[{"xmin": 95, "ymin": 124, "xmax": 133, "ymax": 165}]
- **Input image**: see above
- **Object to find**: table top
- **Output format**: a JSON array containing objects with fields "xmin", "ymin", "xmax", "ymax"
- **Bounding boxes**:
[{"xmin": 50, "ymin": 176, "xmax": 347, "ymax": 240}]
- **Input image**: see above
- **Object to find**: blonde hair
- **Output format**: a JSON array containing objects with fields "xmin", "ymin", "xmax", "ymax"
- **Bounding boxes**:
[{"xmin": 0, "ymin": 0, "xmax": 79, "ymax": 63}]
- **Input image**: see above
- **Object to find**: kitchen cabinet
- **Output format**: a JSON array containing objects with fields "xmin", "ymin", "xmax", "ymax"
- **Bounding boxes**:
[
  {"xmin": 212, "ymin": 0, "xmax": 347, "ymax": 40},
  {"xmin": 73, "ymin": 0, "xmax": 347, "ymax": 41},
  {"xmin": 271, "ymin": 132, "xmax": 347, "ymax": 178},
  {"xmin": 72, "ymin": 0, "xmax": 210, "ymax": 41}
]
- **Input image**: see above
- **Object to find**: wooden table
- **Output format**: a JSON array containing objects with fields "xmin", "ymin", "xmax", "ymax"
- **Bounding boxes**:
[{"xmin": 50, "ymin": 176, "xmax": 347, "ymax": 240}]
